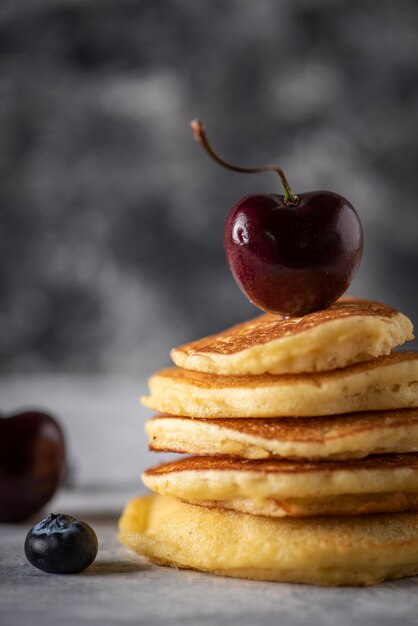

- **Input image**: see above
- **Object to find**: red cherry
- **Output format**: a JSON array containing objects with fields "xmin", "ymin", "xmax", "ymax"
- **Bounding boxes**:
[
  {"xmin": 191, "ymin": 120, "xmax": 363, "ymax": 316},
  {"xmin": 0, "ymin": 411, "xmax": 66, "ymax": 523}
]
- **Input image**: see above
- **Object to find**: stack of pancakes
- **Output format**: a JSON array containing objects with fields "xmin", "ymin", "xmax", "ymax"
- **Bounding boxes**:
[{"xmin": 119, "ymin": 298, "xmax": 418, "ymax": 586}]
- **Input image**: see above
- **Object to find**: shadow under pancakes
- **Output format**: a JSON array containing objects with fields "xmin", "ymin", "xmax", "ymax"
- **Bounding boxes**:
[{"xmin": 81, "ymin": 560, "xmax": 151, "ymax": 576}]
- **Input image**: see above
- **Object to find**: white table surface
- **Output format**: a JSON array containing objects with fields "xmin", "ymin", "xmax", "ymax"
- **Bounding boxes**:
[{"xmin": 2, "ymin": 376, "xmax": 418, "ymax": 626}]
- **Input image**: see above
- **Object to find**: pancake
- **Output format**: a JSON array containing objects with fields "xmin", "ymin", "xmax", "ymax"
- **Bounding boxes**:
[
  {"xmin": 141, "ymin": 351, "xmax": 418, "ymax": 418},
  {"xmin": 119, "ymin": 494, "xmax": 418, "ymax": 585},
  {"xmin": 171, "ymin": 298, "xmax": 413, "ymax": 375},
  {"xmin": 146, "ymin": 408, "xmax": 418, "ymax": 460},
  {"xmin": 142, "ymin": 453, "xmax": 418, "ymax": 517}
]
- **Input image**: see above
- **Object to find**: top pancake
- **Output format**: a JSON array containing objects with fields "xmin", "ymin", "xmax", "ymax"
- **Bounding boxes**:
[{"xmin": 171, "ymin": 298, "xmax": 413, "ymax": 375}]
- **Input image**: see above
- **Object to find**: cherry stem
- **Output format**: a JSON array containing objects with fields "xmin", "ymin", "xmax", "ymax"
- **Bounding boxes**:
[{"xmin": 190, "ymin": 119, "xmax": 299, "ymax": 206}]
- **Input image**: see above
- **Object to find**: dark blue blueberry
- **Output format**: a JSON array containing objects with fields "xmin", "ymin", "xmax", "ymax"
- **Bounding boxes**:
[{"xmin": 24, "ymin": 513, "xmax": 98, "ymax": 574}]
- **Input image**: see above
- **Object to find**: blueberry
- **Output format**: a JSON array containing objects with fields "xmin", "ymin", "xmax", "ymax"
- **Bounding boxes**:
[{"xmin": 24, "ymin": 513, "xmax": 98, "ymax": 574}]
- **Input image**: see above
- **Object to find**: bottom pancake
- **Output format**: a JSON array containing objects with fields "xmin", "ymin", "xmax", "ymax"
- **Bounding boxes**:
[{"xmin": 119, "ymin": 494, "xmax": 418, "ymax": 586}]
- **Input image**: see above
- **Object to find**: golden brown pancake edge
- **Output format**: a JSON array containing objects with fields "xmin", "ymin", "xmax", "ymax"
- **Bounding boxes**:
[
  {"xmin": 144, "ymin": 452, "xmax": 418, "ymax": 476},
  {"xmin": 173, "ymin": 298, "xmax": 399, "ymax": 356}
]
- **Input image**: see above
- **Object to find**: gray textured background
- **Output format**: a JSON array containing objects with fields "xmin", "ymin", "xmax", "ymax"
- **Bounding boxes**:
[{"xmin": 1, "ymin": 0, "xmax": 418, "ymax": 375}]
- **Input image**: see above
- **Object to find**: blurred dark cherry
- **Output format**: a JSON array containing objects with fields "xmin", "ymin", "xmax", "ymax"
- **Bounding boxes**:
[
  {"xmin": 191, "ymin": 120, "xmax": 363, "ymax": 317},
  {"xmin": 0, "ymin": 411, "xmax": 66, "ymax": 523}
]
